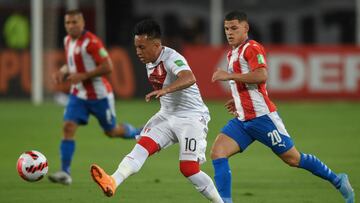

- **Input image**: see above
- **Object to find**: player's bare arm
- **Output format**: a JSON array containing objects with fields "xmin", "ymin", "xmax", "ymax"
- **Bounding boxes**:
[
  {"xmin": 145, "ymin": 70, "xmax": 196, "ymax": 102},
  {"xmin": 212, "ymin": 67, "xmax": 267, "ymax": 84},
  {"xmin": 67, "ymin": 58, "xmax": 113, "ymax": 84}
]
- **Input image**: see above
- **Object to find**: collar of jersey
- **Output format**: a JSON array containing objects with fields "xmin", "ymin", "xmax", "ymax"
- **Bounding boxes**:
[
  {"xmin": 233, "ymin": 38, "xmax": 250, "ymax": 50},
  {"xmin": 147, "ymin": 46, "xmax": 166, "ymax": 67},
  {"xmin": 70, "ymin": 30, "xmax": 87, "ymax": 41}
]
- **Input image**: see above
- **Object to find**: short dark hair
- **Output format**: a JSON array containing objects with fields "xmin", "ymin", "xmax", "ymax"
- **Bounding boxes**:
[
  {"xmin": 134, "ymin": 19, "xmax": 161, "ymax": 39},
  {"xmin": 224, "ymin": 11, "xmax": 248, "ymax": 22},
  {"xmin": 65, "ymin": 9, "xmax": 83, "ymax": 16}
]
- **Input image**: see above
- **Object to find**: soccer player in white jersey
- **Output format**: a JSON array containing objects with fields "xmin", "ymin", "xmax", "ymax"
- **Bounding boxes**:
[
  {"xmin": 48, "ymin": 10, "xmax": 141, "ymax": 185},
  {"xmin": 210, "ymin": 11, "xmax": 355, "ymax": 203},
  {"xmin": 90, "ymin": 19, "xmax": 223, "ymax": 203}
]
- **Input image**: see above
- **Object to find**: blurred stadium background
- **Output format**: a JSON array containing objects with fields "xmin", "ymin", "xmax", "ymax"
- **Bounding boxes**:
[{"xmin": 0, "ymin": 0, "xmax": 359, "ymax": 202}]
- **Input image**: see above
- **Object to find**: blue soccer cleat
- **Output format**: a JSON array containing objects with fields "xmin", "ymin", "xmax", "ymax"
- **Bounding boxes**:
[
  {"xmin": 338, "ymin": 173, "xmax": 355, "ymax": 203},
  {"xmin": 122, "ymin": 123, "xmax": 142, "ymax": 139}
]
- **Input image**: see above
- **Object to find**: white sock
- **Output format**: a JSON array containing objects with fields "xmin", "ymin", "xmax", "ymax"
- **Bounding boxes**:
[
  {"xmin": 111, "ymin": 144, "xmax": 149, "ymax": 187},
  {"xmin": 187, "ymin": 171, "xmax": 224, "ymax": 203}
]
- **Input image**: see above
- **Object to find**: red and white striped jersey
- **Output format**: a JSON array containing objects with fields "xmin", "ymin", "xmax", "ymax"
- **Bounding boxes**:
[
  {"xmin": 227, "ymin": 39, "xmax": 276, "ymax": 121},
  {"xmin": 64, "ymin": 31, "xmax": 112, "ymax": 100}
]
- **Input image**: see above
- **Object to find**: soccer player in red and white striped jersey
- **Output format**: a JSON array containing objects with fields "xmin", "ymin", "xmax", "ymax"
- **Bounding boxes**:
[
  {"xmin": 48, "ymin": 10, "xmax": 141, "ymax": 185},
  {"xmin": 210, "ymin": 11, "xmax": 354, "ymax": 203}
]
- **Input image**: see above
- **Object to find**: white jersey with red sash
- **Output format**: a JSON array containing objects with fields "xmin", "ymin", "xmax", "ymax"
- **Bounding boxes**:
[{"xmin": 145, "ymin": 46, "xmax": 209, "ymax": 117}]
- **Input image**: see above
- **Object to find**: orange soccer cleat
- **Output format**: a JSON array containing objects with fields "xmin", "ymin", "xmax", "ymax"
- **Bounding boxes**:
[{"xmin": 90, "ymin": 164, "xmax": 116, "ymax": 197}]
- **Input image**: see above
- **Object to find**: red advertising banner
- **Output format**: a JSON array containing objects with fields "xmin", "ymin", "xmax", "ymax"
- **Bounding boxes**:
[
  {"xmin": 183, "ymin": 45, "xmax": 360, "ymax": 100},
  {"xmin": 0, "ymin": 47, "xmax": 139, "ymax": 98},
  {"xmin": 1, "ymin": 45, "xmax": 360, "ymax": 100}
]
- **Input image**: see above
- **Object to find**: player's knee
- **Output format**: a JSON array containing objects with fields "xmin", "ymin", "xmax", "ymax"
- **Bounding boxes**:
[
  {"xmin": 210, "ymin": 145, "xmax": 228, "ymax": 160},
  {"xmin": 210, "ymin": 135, "xmax": 239, "ymax": 160},
  {"xmin": 137, "ymin": 136, "xmax": 159, "ymax": 156},
  {"xmin": 63, "ymin": 122, "xmax": 77, "ymax": 139},
  {"xmin": 179, "ymin": 161, "xmax": 200, "ymax": 177}
]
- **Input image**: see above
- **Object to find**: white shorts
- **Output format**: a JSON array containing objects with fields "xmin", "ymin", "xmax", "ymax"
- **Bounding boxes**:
[{"xmin": 139, "ymin": 112, "xmax": 210, "ymax": 164}]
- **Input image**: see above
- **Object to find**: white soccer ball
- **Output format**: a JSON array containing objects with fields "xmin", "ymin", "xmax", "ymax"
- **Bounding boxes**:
[{"xmin": 17, "ymin": 150, "xmax": 48, "ymax": 182}]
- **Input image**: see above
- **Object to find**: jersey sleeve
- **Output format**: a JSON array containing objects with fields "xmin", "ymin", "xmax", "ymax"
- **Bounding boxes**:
[
  {"xmin": 167, "ymin": 54, "xmax": 191, "ymax": 75},
  {"xmin": 86, "ymin": 38, "xmax": 109, "ymax": 65},
  {"xmin": 243, "ymin": 44, "xmax": 267, "ymax": 71}
]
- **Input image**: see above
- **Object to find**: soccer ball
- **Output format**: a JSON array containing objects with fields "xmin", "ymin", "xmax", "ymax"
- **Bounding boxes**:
[{"xmin": 17, "ymin": 150, "xmax": 48, "ymax": 182}]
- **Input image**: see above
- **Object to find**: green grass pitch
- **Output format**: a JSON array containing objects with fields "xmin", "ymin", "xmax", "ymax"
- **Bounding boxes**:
[{"xmin": 0, "ymin": 100, "xmax": 358, "ymax": 202}]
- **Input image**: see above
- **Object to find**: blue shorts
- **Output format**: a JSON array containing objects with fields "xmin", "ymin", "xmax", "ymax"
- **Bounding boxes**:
[
  {"xmin": 64, "ymin": 94, "xmax": 116, "ymax": 132},
  {"xmin": 221, "ymin": 112, "xmax": 294, "ymax": 155}
]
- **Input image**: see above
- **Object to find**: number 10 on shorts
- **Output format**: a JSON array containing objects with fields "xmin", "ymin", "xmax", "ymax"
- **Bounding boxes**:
[{"xmin": 185, "ymin": 138, "xmax": 197, "ymax": 152}]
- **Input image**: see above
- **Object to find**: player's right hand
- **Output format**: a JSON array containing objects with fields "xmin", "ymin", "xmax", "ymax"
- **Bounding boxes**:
[{"xmin": 145, "ymin": 89, "xmax": 167, "ymax": 102}]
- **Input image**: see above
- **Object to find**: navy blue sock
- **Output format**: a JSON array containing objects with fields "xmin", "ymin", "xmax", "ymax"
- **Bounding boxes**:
[
  {"xmin": 60, "ymin": 140, "xmax": 75, "ymax": 174},
  {"xmin": 212, "ymin": 158, "xmax": 232, "ymax": 202},
  {"xmin": 299, "ymin": 153, "xmax": 341, "ymax": 188},
  {"xmin": 122, "ymin": 123, "xmax": 141, "ymax": 139}
]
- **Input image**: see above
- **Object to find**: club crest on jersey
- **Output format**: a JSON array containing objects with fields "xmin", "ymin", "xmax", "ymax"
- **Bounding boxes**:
[{"xmin": 75, "ymin": 46, "xmax": 81, "ymax": 54}]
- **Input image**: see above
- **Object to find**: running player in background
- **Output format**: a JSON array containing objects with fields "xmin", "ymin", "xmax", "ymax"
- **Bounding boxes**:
[
  {"xmin": 210, "ymin": 11, "xmax": 355, "ymax": 203},
  {"xmin": 49, "ymin": 9, "xmax": 141, "ymax": 185},
  {"xmin": 90, "ymin": 19, "xmax": 223, "ymax": 203}
]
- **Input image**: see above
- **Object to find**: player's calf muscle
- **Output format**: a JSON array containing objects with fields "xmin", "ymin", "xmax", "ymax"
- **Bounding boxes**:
[{"xmin": 279, "ymin": 147, "xmax": 301, "ymax": 167}]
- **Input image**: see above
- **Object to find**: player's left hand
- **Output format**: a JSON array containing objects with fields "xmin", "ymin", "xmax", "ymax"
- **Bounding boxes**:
[
  {"xmin": 212, "ymin": 69, "xmax": 230, "ymax": 82},
  {"xmin": 67, "ymin": 73, "xmax": 88, "ymax": 84},
  {"xmin": 224, "ymin": 98, "xmax": 238, "ymax": 116},
  {"xmin": 145, "ymin": 89, "xmax": 167, "ymax": 102},
  {"xmin": 52, "ymin": 71, "xmax": 65, "ymax": 84}
]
